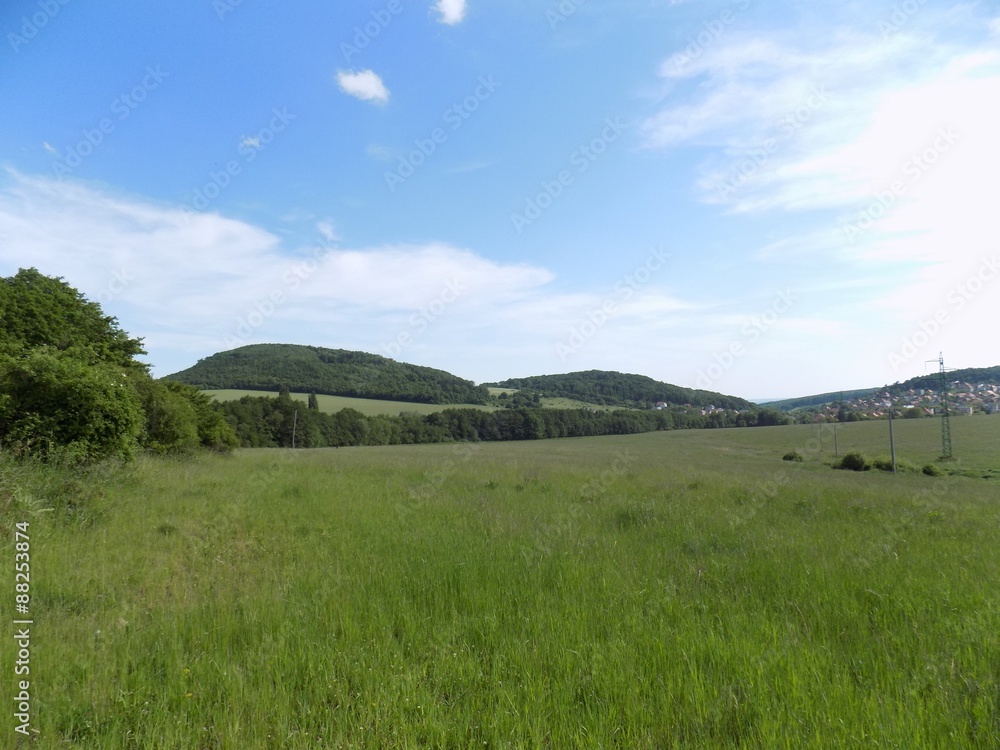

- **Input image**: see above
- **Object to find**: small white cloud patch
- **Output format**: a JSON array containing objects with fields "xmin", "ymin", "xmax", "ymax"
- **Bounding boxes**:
[
  {"xmin": 336, "ymin": 69, "xmax": 390, "ymax": 105},
  {"xmin": 435, "ymin": 0, "xmax": 467, "ymax": 25}
]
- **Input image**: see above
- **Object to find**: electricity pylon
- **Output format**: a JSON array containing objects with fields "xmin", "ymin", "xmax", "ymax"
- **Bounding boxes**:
[{"xmin": 927, "ymin": 353, "xmax": 953, "ymax": 459}]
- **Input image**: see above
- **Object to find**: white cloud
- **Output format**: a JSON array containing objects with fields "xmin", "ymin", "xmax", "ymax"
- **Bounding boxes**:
[
  {"xmin": 0, "ymin": 172, "xmax": 713, "ymax": 385},
  {"xmin": 42, "ymin": 142, "xmax": 57, "ymax": 155},
  {"xmin": 316, "ymin": 220, "xmax": 339, "ymax": 242},
  {"xmin": 336, "ymin": 69, "xmax": 390, "ymax": 105},
  {"xmin": 434, "ymin": 0, "xmax": 467, "ymax": 25},
  {"xmin": 641, "ymin": 15, "xmax": 1000, "ymax": 389},
  {"xmin": 240, "ymin": 135, "xmax": 261, "ymax": 149}
]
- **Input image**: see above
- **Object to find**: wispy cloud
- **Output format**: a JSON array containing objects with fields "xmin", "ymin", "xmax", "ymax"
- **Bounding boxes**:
[
  {"xmin": 42, "ymin": 142, "xmax": 58, "ymax": 155},
  {"xmin": 336, "ymin": 69, "xmax": 390, "ymax": 105},
  {"xmin": 316, "ymin": 220, "xmax": 339, "ymax": 242},
  {"xmin": 0, "ymin": 172, "xmax": 711, "ymax": 383},
  {"xmin": 434, "ymin": 0, "xmax": 467, "ymax": 26},
  {"xmin": 643, "ymin": 19, "xmax": 1000, "ymax": 223}
]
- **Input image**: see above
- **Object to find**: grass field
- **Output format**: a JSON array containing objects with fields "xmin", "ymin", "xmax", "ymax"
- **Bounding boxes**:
[
  {"xmin": 2, "ymin": 417, "xmax": 999, "ymax": 747},
  {"xmin": 203, "ymin": 390, "xmax": 497, "ymax": 417},
  {"xmin": 204, "ymin": 388, "xmax": 615, "ymax": 415}
]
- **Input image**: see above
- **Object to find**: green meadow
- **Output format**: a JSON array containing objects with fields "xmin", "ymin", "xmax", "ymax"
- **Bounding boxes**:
[
  {"xmin": 205, "ymin": 389, "xmax": 613, "ymax": 416},
  {"xmin": 3, "ymin": 417, "xmax": 999, "ymax": 747}
]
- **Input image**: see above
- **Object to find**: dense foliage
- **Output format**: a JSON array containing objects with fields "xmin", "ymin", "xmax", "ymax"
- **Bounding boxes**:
[
  {"xmin": 0, "ymin": 268, "xmax": 146, "ymax": 369},
  {"xmin": 487, "ymin": 370, "xmax": 754, "ymax": 410},
  {"xmin": 0, "ymin": 268, "xmax": 237, "ymax": 461},
  {"xmin": 0, "ymin": 348, "xmax": 144, "ymax": 462},
  {"xmin": 216, "ymin": 394, "xmax": 789, "ymax": 448},
  {"xmin": 166, "ymin": 344, "xmax": 491, "ymax": 405}
]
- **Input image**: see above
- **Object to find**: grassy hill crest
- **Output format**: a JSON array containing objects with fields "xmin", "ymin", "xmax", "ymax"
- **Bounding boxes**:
[
  {"xmin": 486, "ymin": 370, "xmax": 754, "ymax": 410},
  {"xmin": 164, "ymin": 344, "xmax": 490, "ymax": 405}
]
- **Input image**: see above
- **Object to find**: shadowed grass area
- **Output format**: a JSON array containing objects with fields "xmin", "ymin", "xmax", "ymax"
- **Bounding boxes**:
[{"xmin": 2, "ymin": 417, "xmax": 998, "ymax": 747}]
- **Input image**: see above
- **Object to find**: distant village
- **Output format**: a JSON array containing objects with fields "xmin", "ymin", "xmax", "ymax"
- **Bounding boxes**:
[
  {"xmin": 806, "ymin": 380, "xmax": 1000, "ymax": 421},
  {"xmin": 649, "ymin": 380, "xmax": 1000, "ymax": 422}
]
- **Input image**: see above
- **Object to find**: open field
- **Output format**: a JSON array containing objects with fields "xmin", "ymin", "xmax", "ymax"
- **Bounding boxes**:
[
  {"xmin": 2, "ymin": 417, "xmax": 999, "ymax": 747},
  {"xmin": 203, "ymin": 390, "xmax": 497, "ymax": 417},
  {"xmin": 538, "ymin": 397, "xmax": 618, "ymax": 411},
  {"xmin": 204, "ymin": 389, "xmax": 618, "ymax": 415}
]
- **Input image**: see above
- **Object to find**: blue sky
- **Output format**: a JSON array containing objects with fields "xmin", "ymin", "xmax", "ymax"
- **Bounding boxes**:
[{"xmin": 1, "ymin": 0, "xmax": 998, "ymax": 400}]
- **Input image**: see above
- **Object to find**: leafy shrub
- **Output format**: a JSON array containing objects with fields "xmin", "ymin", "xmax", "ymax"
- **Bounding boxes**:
[
  {"xmin": 834, "ymin": 451, "xmax": 869, "ymax": 471},
  {"xmin": 870, "ymin": 456, "xmax": 918, "ymax": 473},
  {"xmin": 0, "ymin": 349, "xmax": 144, "ymax": 463},
  {"xmin": 922, "ymin": 463, "xmax": 943, "ymax": 477},
  {"xmin": 782, "ymin": 451, "xmax": 804, "ymax": 462}
]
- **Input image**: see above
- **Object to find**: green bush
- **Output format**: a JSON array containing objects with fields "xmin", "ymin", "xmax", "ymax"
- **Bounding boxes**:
[
  {"xmin": 782, "ymin": 451, "xmax": 804, "ymax": 462},
  {"xmin": 133, "ymin": 378, "xmax": 201, "ymax": 454},
  {"xmin": 922, "ymin": 463, "xmax": 944, "ymax": 477},
  {"xmin": 0, "ymin": 349, "xmax": 144, "ymax": 463},
  {"xmin": 834, "ymin": 451, "xmax": 869, "ymax": 471}
]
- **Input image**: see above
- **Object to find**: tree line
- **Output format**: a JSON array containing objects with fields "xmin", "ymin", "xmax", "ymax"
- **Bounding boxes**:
[{"xmin": 216, "ymin": 393, "xmax": 790, "ymax": 448}]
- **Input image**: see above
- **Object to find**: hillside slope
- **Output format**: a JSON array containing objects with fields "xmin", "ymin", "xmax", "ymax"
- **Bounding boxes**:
[
  {"xmin": 487, "ymin": 370, "xmax": 754, "ymax": 410},
  {"xmin": 164, "ymin": 344, "xmax": 490, "ymax": 405}
]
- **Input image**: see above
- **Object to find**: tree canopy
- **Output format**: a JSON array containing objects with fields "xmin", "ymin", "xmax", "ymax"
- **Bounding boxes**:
[{"xmin": 0, "ymin": 268, "xmax": 237, "ymax": 462}]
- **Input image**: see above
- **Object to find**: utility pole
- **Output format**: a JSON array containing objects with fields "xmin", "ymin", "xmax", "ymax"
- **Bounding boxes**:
[
  {"xmin": 886, "ymin": 396, "xmax": 897, "ymax": 474},
  {"xmin": 292, "ymin": 409, "xmax": 298, "ymax": 449}
]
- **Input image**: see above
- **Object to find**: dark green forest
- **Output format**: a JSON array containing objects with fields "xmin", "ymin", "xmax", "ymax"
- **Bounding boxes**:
[
  {"xmin": 216, "ymin": 393, "xmax": 790, "ymax": 449},
  {"xmin": 166, "ymin": 344, "xmax": 491, "ymax": 405},
  {"xmin": 487, "ymin": 370, "xmax": 754, "ymax": 410}
]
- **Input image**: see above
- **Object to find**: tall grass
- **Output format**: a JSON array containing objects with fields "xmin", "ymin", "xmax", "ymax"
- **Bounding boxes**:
[{"xmin": 2, "ymin": 418, "xmax": 999, "ymax": 747}]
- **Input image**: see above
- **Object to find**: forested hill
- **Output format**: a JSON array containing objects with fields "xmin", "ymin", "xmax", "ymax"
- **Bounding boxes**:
[
  {"xmin": 164, "ymin": 344, "xmax": 490, "ymax": 405},
  {"xmin": 766, "ymin": 365, "xmax": 1000, "ymax": 411},
  {"xmin": 487, "ymin": 370, "xmax": 754, "ymax": 410}
]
